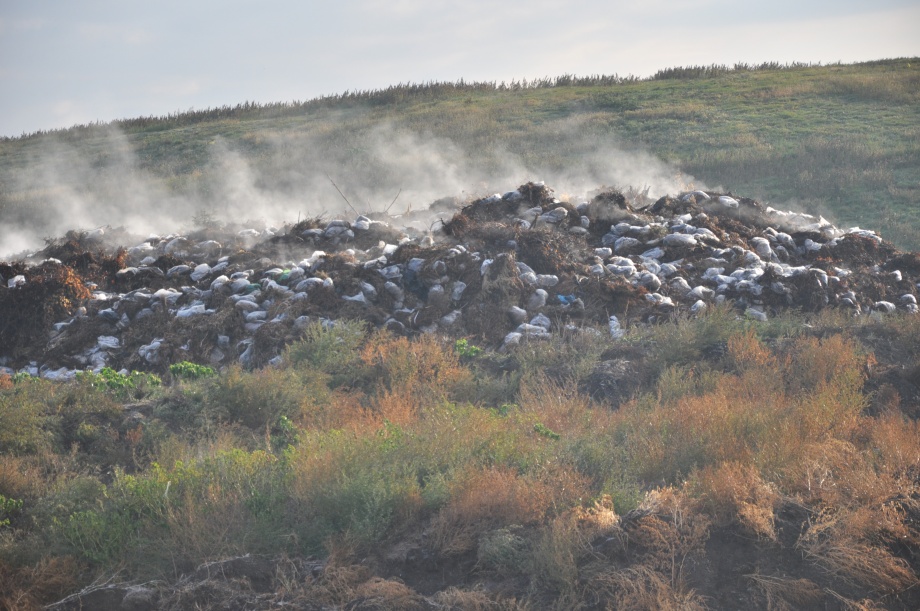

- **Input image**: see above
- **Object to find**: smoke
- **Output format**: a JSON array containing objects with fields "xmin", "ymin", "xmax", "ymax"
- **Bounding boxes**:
[
  {"xmin": 1, "ymin": 127, "xmax": 195, "ymax": 257},
  {"xmin": 0, "ymin": 116, "xmax": 701, "ymax": 259}
]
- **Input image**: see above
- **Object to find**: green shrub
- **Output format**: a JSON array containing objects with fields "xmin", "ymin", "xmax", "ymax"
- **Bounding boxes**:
[
  {"xmin": 209, "ymin": 365, "xmax": 308, "ymax": 436},
  {"xmin": 74, "ymin": 367, "xmax": 161, "ymax": 399},
  {"xmin": 0, "ymin": 494, "xmax": 23, "ymax": 527},
  {"xmin": 0, "ymin": 383, "xmax": 49, "ymax": 454},
  {"xmin": 533, "ymin": 422, "xmax": 561, "ymax": 441},
  {"xmin": 633, "ymin": 304, "xmax": 745, "ymax": 376},
  {"xmin": 285, "ymin": 319, "xmax": 366, "ymax": 375},
  {"xmin": 454, "ymin": 338, "xmax": 483, "ymax": 359},
  {"xmin": 286, "ymin": 428, "xmax": 426, "ymax": 552},
  {"xmin": 169, "ymin": 361, "xmax": 216, "ymax": 381},
  {"xmin": 477, "ymin": 526, "xmax": 530, "ymax": 575},
  {"xmin": 512, "ymin": 329, "xmax": 608, "ymax": 385},
  {"xmin": 51, "ymin": 381, "xmax": 122, "ymax": 455},
  {"xmin": 54, "ymin": 508, "xmax": 135, "ymax": 567}
]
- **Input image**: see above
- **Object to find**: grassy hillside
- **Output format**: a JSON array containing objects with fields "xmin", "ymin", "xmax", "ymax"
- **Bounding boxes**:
[{"xmin": 1, "ymin": 58, "xmax": 919, "ymax": 251}]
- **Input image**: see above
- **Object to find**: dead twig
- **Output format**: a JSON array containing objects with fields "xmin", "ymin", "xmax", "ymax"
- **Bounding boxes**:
[
  {"xmin": 324, "ymin": 173, "xmax": 361, "ymax": 217},
  {"xmin": 383, "ymin": 189, "xmax": 402, "ymax": 215}
]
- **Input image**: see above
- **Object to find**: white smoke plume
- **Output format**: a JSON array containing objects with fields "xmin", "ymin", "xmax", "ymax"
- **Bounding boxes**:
[{"xmin": 0, "ymin": 117, "xmax": 701, "ymax": 258}]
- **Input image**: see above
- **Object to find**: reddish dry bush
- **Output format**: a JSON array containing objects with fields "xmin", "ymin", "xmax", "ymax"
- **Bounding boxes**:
[
  {"xmin": 0, "ymin": 455, "xmax": 44, "ymax": 500},
  {"xmin": 622, "ymin": 372, "xmax": 774, "ymax": 479},
  {"xmin": 0, "ymin": 556, "xmax": 80, "ymax": 610},
  {"xmin": 517, "ymin": 376, "xmax": 610, "ymax": 437},
  {"xmin": 629, "ymin": 489, "xmax": 711, "ymax": 590},
  {"xmin": 782, "ymin": 335, "xmax": 865, "ymax": 396},
  {"xmin": 298, "ymin": 388, "xmax": 379, "ymax": 433},
  {"xmin": 431, "ymin": 586, "xmax": 526, "ymax": 610},
  {"xmin": 727, "ymin": 329, "xmax": 776, "ymax": 372},
  {"xmin": 745, "ymin": 573, "xmax": 824, "ymax": 611},
  {"xmin": 589, "ymin": 565, "xmax": 708, "ymax": 611},
  {"xmin": 369, "ymin": 386, "xmax": 422, "ymax": 427},
  {"xmin": 428, "ymin": 465, "xmax": 589, "ymax": 557},
  {"xmin": 351, "ymin": 577, "xmax": 427, "ymax": 610},
  {"xmin": 867, "ymin": 409, "xmax": 920, "ymax": 475},
  {"xmin": 360, "ymin": 332, "xmax": 471, "ymax": 405},
  {"xmin": 690, "ymin": 461, "xmax": 780, "ymax": 540},
  {"xmin": 797, "ymin": 509, "xmax": 919, "ymax": 595}
]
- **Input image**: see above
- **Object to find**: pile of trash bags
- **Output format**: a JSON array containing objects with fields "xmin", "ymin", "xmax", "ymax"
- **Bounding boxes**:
[{"xmin": 2, "ymin": 182, "xmax": 918, "ymax": 379}]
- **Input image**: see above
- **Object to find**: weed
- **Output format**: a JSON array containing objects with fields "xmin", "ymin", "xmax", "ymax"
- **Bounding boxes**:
[
  {"xmin": 0, "ymin": 495, "xmax": 22, "ymax": 527},
  {"xmin": 0, "ymin": 556, "xmax": 80, "ymax": 610},
  {"xmin": 169, "ymin": 360, "xmax": 216, "ymax": 381},
  {"xmin": 797, "ymin": 512, "xmax": 917, "ymax": 594},
  {"xmin": 454, "ymin": 338, "xmax": 483, "ymax": 358},
  {"xmin": 74, "ymin": 367, "xmax": 161, "ymax": 400},
  {"xmin": 589, "ymin": 565, "xmax": 709, "ymax": 611},
  {"xmin": 533, "ymin": 423, "xmax": 560, "ymax": 441},
  {"xmin": 428, "ymin": 466, "xmax": 584, "ymax": 557}
]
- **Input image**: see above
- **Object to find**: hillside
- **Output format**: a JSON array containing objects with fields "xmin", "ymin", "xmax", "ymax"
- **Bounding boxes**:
[{"xmin": 1, "ymin": 59, "xmax": 919, "ymax": 256}]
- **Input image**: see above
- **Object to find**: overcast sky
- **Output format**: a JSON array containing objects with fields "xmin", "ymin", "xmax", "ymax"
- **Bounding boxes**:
[{"xmin": 2, "ymin": 0, "xmax": 919, "ymax": 137}]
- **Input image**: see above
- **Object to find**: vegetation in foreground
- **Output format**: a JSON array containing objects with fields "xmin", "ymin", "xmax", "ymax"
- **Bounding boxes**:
[{"xmin": 0, "ymin": 308, "xmax": 918, "ymax": 609}]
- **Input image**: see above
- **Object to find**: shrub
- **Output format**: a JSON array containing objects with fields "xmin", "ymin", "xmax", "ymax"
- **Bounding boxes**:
[
  {"xmin": 0, "ymin": 384, "xmax": 48, "ymax": 455},
  {"xmin": 360, "ymin": 332, "xmax": 471, "ymax": 403},
  {"xmin": 476, "ymin": 526, "xmax": 530, "ymax": 576},
  {"xmin": 0, "ymin": 556, "xmax": 80, "ymax": 611},
  {"xmin": 50, "ymin": 382, "xmax": 123, "ymax": 456},
  {"xmin": 0, "ymin": 494, "xmax": 23, "ymax": 527},
  {"xmin": 169, "ymin": 360, "xmax": 216, "ymax": 381},
  {"xmin": 454, "ymin": 338, "xmax": 483, "ymax": 359},
  {"xmin": 209, "ymin": 365, "xmax": 308, "ymax": 440},
  {"xmin": 75, "ymin": 367, "xmax": 161, "ymax": 399},
  {"xmin": 634, "ymin": 304, "xmax": 745, "ymax": 376},
  {"xmin": 285, "ymin": 427, "xmax": 426, "ymax": 552},
  {"xmin": 688, "ymin": 462, "xmax": 779, "ymax": 540},
  {"xmin": 511, "ymin": 328, "xmax": 608, "ymax": 385},
  {"xmin": 54, "ymin": 507, "xmax": 135, "ymax": 567},
  {"xmin": 285, "ymin": 319, "xmax": 366, "ymax": 378},
  {"xmin": 533, "ymin": 422, "xmax": 560, "ymax": 441}
]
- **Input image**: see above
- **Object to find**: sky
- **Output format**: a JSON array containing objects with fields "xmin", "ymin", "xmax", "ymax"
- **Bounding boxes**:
[{"xmin": 1, "ymin": 0, "xmax": 919, "ymax": 138}]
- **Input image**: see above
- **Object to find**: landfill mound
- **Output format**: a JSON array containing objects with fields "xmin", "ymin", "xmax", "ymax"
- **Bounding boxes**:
[{"xmin": 1, "ymin": 182, "xmax": 918, "ymax": 379}]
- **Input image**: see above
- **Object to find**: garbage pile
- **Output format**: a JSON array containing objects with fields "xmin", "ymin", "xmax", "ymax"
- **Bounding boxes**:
[{"xmin": 2, "ymin": 182, "xmax": 918, "ymax": 379}]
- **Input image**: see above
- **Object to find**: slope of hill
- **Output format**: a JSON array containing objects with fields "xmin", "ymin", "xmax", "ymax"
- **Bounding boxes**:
[{"xmin": 1, "ymin": 58, "xmax": 919, "ymax": 255}]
